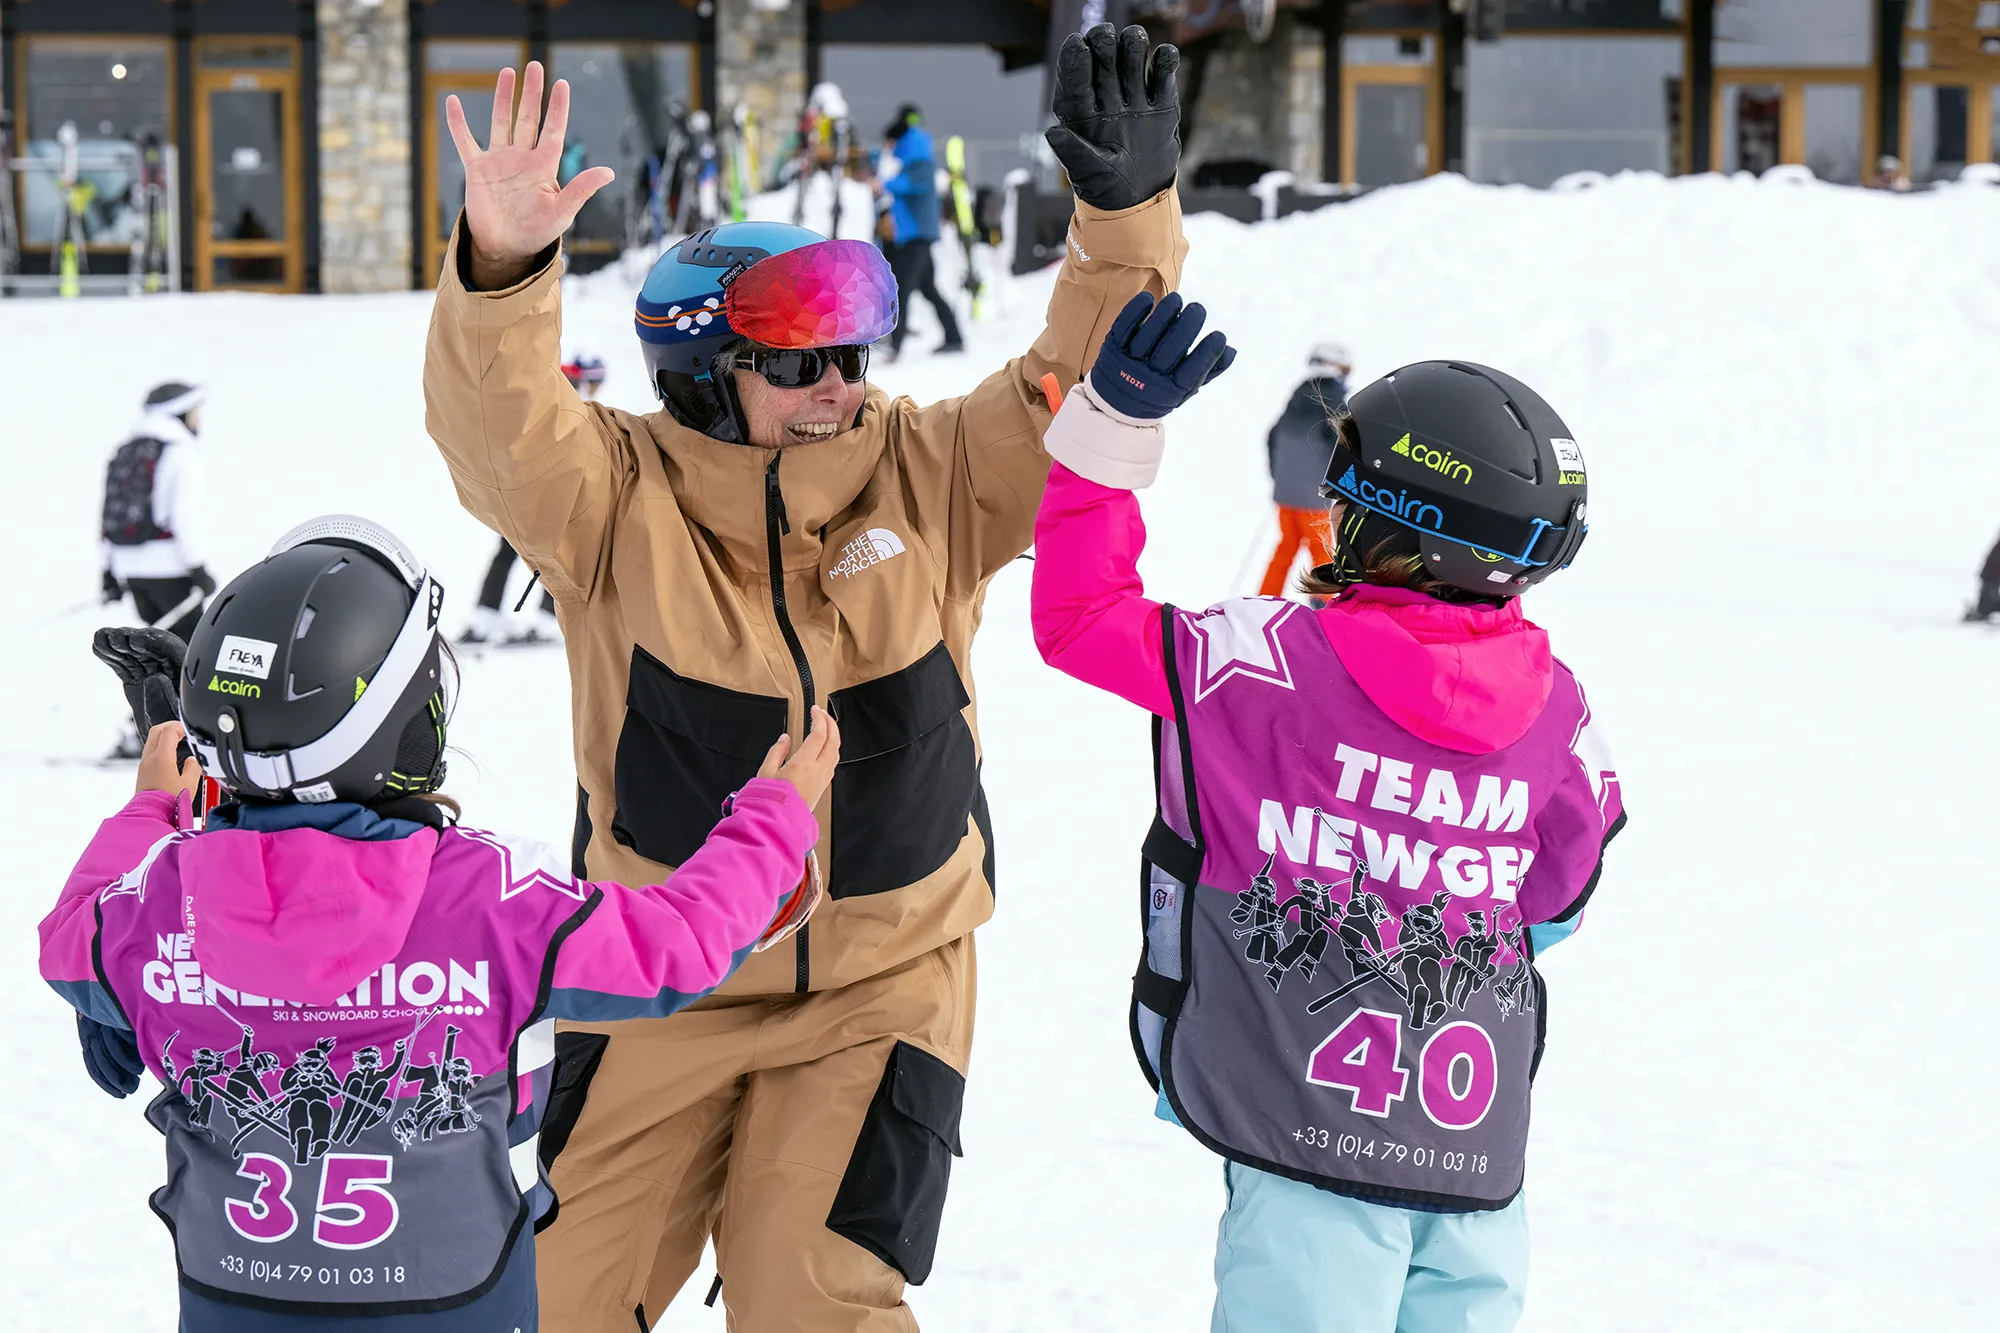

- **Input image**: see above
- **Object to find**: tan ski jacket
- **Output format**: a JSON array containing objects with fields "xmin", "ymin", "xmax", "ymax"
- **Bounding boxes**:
[{"xmin": 423, "ymin": 189, "xmax": 1186, "ymax": 996}]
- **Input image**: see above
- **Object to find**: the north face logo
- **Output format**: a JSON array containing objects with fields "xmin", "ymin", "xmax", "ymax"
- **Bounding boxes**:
[{"xmin": 830, "ymin": 528, "xmax": 906, "ymax": 579}]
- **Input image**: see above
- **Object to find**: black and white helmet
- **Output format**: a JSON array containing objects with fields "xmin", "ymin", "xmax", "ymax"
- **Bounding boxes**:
[{"xmin": 180, "ymin": 516, "xmax": 448, "ymax": 804}]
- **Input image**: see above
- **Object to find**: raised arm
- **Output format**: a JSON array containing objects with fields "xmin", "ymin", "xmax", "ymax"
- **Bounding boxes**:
[
  {"xmin": 422, "ymin": 62, "xmax": 629, "ymax": 603},
  {"xmin": 1031, "ymin": 294, "xmax": 1235, "ymax": 719},
  {"xmin": 900, "ymin": 25, "xmax": 1190, "ymax": 591}
]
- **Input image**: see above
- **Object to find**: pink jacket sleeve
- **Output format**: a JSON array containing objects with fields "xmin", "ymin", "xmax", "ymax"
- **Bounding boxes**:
[
  {"xmin": 40, "ymin": 790, "xmax": 188, "ymax": 1024},
  {"xmin": 544, "ymin": 778, "xmax": 818, "ymax": 1019},
  {"xmin": 1030, "ymin": 461, "xmax": 1176, "ymax": 719}
]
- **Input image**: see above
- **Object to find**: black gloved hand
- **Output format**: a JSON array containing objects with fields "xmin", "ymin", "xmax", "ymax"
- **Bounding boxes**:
[
  {"xmin": 1045, "ymin": 23, "xmax": 1182, "ymax": 212},
  {"xmin": 78, "ymin": 1012, "xmax": 145, "ymax": 1098},
  {"xmin": 101, "ymin": 569, "xmax": 124, "ymax": 605},
  {"xmin": 93, "ymin": 626, "xmax": 189, "ymax": 736},
  {"xmin": 189, "ymin": 564, "xmax": 217, "ymax": 597}
]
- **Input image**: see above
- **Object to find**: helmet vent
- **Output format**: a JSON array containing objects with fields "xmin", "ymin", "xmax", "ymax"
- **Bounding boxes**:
[
  {"xmin": 328, "ymin": 557, "xmax": 349, "ymax": 574},
  {"xmin": 295, "ymin": 607, "xmax": 316, "ymax": 639},
  {"xmin": 1500, "ymin": 401, "xmax": 1527, "ymax": 431}
]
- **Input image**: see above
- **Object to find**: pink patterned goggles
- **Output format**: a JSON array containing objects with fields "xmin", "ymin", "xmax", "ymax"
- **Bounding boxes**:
[{"xmin": 724, "ymin": 240, "xmax": 899, "ymax": 350}]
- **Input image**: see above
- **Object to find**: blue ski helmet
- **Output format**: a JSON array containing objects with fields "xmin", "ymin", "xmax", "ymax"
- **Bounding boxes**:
[{"xmin": 635, "ymin": 221, "xmax": 825, "ymax": 444}]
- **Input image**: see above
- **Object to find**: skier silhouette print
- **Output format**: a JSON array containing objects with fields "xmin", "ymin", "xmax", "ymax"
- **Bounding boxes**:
[
  {"xmin": 1231, "ymin": 853, "xmax": 1289, "ymax": 970},
  {"xmin": 392, "ymin": 1025, "xmax": 482, "ymax": 1149},
  {"xmin": 1448, "ymin": 909, "xmax": 1502, "ymax": 1009},
  {"xmin": 332, "ymin": 1039, "xmax": 408, "ymax": 1146},
  {"xmin": 220, "ymin": 1025, "xmax": 280, "ymax": 1141},
  {"xmin": 1269, "ymin": 877, "xmax": 1338, "ymax": 990},
  {"xmin": 281, "ymin": 1038, "xmax": 342, "ymax": 1165}
]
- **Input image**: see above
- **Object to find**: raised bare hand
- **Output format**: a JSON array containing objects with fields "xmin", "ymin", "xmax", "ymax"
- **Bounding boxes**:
[{"xmin": 444, "ymin": 63, "xmax": 616, "ymax": 290}]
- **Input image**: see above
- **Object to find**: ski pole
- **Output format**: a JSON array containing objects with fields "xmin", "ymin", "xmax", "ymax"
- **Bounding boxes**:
[{"xmin": 149, "ymin": 586, "xmax": 204, "ymax": 631}]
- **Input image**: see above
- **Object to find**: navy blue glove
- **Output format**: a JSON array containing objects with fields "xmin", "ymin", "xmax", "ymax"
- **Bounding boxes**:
[
  {"xmin": 78, "ymin": 1012, "xmax": 145, "ymax": 1098},
  {"xmin": 1086, "ymin": 292, "xmax": 1236, "ymax": 421}
]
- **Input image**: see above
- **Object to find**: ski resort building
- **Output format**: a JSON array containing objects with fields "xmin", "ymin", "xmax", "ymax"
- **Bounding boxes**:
[{"xmin": 1, "ymin": 0, "xmax": 1992, "ymax": 295}]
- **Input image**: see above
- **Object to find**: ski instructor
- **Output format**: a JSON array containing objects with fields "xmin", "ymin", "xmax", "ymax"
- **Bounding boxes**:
[{"xmin": 424, "ymin": 24, "xmax": 1186, "ymax": 1332}]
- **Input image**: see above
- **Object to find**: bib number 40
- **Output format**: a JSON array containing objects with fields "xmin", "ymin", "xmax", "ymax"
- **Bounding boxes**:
[
  {"xmin": 225, "ymin": 1154, "xmax": 399, "ymax": 1250},
  {"xmin": 1306, "ymin": 1009, "xmax": 1498, "ymax": 1131}
]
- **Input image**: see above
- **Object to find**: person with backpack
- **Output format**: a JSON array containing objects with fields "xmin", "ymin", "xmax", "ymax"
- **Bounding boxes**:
[
  {"xmin": 101, "ymin": 381, "xmax": 217, "ymax": 640},
  {"xmin": 876, "ymin": 102, "xmax": 965, "ymax": 358},
  {"xmin": 1259, "ymin": 342, "xmax": 1352, "ymax": 596},
  {"xmin": 1031, "ymin": 294, "xmax": 1626, "ymax": 1332},
  {"xmin": 40, "ymin": 513, "xmax": 832, "ymax": 1333}
]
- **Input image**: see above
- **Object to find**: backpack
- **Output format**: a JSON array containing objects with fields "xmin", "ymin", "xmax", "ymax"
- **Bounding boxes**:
[{"xmin": 101, "ymin": 436, "xmax": 170, "ymax": 546}]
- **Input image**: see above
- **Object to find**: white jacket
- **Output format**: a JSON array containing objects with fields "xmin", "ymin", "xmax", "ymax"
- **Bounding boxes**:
[{"xmin": 103, "ymin": 411, "xmax": 205, "ymax": 580}]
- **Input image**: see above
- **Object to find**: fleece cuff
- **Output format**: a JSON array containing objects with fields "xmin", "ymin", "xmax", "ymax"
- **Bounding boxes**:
[{"xmin": 1042, "ymin": 378, "xmax": 1167, "ymax": 490}]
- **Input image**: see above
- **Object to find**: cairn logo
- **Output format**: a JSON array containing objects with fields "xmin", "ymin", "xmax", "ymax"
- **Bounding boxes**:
[
  {"xmin": 355, "ymin": 676, "xmax": 368, "ymax": 701},
  {"xmin": 207, "ymin": 675, "xmax": 260, "ymax": 699},
  {"xmin": 1389, "ymin": 433, "xmax": 1471, "ymax": 484},
  {"xmin": 216, "ymin": 634, "xmax": 276, "ymax": 680},
  {"xmin": 1333, "ymin": 466, "xmax": 1445, "ymax": 532},
  {"xmin": 830, "ymin": 527, "xmax": 907, "ymax": 579}
]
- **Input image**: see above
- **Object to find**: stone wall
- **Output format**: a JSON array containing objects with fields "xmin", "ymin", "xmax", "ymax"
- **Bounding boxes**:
[
  {"xmin": 1182, "ymin": 15, "xmax": 1327, "ymax": 184},
  {"xmin": 717, "ymin": 0, "xmax": 806, "ymax": 191},
  {"xmin": 317, "ymin": 0, "xmax": 412, "ymax": 292}
]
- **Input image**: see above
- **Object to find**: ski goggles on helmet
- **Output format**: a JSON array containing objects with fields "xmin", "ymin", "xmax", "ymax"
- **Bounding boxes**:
[
  {"xmin": 728, "ymin": 343, "xmax": 871, "ymax": 389},
  {"xmin": 722, "ymin": 240, "xmax": 897, "ymax": 349},
  {"xmin": 1321, "ymin": 460, "xmax": 1587, "ymax": 571}
]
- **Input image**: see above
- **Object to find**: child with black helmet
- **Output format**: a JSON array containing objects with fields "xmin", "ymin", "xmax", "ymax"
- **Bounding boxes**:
[
  {"xmin": 1031, "ymin": 295, "xmax": 1627, "ymax": 1331},
  {"xmin": 40, "ymin": 514, "xmax": 832, "ymax": 1333}
]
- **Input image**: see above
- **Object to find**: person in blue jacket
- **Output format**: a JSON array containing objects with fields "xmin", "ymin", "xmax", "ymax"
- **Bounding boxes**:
[{"xmin": 877, "ymin": 103, "xmax": 964, "ymax": 358}]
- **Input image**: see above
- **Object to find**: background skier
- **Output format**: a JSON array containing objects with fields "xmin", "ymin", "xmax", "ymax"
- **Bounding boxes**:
[
  {"xmin": 1258, "ymin": 342, "xmax": 1352, "ymax": 596},
  {"xmin": 428, "ymin": 25, "xmax": 1186, "ymax": 1329},
  {"xmin": 1965, "ymin": 530, "xmax": 2000, "ymax": 622},
  {"xmin": 877, "ymin": 102, "xmax": 964, "ymax": 359},
  {"xmin": 100, "ymin": 381, "xmax": 215, "ymax": 639}
]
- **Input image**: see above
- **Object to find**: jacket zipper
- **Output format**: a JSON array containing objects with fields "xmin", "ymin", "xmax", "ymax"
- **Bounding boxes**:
[{"xmin": 765, "ymin": 454, "xmax": 817, "ymax": 994}]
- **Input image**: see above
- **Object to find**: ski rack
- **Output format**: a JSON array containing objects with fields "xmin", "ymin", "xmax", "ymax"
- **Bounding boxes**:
[{"xmin": 1, "ymin": 143, "xmax": 181, "ymax": 298}]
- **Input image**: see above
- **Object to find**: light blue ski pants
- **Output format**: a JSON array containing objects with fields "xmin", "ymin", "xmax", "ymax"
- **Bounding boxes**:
[{"xmin": 1211, "ymin": 1162, "xmax": 1528, "ymax": 1333}]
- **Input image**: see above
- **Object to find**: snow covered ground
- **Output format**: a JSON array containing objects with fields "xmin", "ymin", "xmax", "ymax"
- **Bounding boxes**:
[{"xmin": 5, "ymin": 170, "xmax": 1999, "ymax": 1330}]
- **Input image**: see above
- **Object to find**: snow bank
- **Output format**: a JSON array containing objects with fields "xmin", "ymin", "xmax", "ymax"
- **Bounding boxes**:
[{"xmin": 3, "ymin": 170, "xmax": 1997, "ymax": 1331}]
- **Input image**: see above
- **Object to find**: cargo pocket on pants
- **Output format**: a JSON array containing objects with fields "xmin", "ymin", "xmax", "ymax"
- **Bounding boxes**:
[
  {"xmin": 611, "ymin": 647, "xmax": 789, "ymax": 867},
  {"xmin": 825, "ymin": 1041, "xmax": 965, "ymax": 1285}
]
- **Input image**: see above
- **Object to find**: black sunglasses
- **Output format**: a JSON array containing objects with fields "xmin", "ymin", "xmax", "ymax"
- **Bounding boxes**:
[{"xmin": 727, "ymin": 344, "xmax": 871, "ymax": 389}]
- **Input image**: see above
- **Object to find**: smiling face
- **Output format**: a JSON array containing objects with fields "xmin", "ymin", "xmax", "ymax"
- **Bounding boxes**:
[{"xmin": 732, "ymin": 358, "xmax": 867, "ymax": 448}]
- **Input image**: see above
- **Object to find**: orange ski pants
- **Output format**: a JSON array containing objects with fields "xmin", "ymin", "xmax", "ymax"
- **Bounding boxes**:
[{"xmin": 1258, "ymin": 504, "xmax": 1334, "ymax": 597}]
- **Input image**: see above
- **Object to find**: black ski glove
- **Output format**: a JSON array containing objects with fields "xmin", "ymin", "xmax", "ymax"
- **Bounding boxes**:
[
  {"xmin": 78, "ymin": 1012, "xmax": 146, "ymax": 1098},
  {"xmin": 93, "ymin": 626, "xmax": 189, "ymax": 742},
  {"xmin": 101, "ymin": 569, "xmax": 124, "ymax": 605},
  {"xmin": 1045, "ymin": 23, "xmax": 1182, "ymax": 212}
]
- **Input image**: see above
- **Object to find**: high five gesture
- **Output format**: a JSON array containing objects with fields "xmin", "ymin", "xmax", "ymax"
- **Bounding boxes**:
[{"xmin": 443, "ymin": 62, "xmax": 615, "ymax": 290}]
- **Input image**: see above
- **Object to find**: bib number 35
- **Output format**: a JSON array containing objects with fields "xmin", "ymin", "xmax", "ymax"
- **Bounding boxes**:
[
  {"xmin": 1306, "ymin": 1008, "xmax": 1498, "ymax": 1131},
  {"xmin": 225, "ymin": 1154, "xmax": 399, "ymax": 1250}
]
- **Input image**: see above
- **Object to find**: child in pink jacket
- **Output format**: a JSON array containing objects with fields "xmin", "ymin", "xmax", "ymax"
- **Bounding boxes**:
[
  {"xmin": 39, "ymin": 515, "xmax": 833, "ymax": 1333},
  {"xmin": 1031, "ymin": 296, "xmax": 1624, "ymax": 1333}
]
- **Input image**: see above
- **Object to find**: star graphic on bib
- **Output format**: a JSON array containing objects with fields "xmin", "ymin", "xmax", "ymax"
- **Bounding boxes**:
[{"xmin": 1183, "ymin": 598, "xmax": 1302, "ymax": 702}]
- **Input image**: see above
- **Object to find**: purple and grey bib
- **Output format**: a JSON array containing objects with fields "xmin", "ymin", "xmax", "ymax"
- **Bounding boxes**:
[
  {"xmin": 94, "ymin": 830, "xmax": 586, "ymax": 1315},
  {"xmin": 1135, "ymin": 598, "xmax": 1606, "ymax": 1211}
]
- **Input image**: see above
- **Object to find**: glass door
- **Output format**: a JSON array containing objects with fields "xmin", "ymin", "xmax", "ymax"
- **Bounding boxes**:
[
  {"xmin": 423, "ymin": 42, "xmax": 525, "ymax": 284},
  {"xmin": 194, "ymin": 42, "xmax": 301, "ymax": 291}
]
